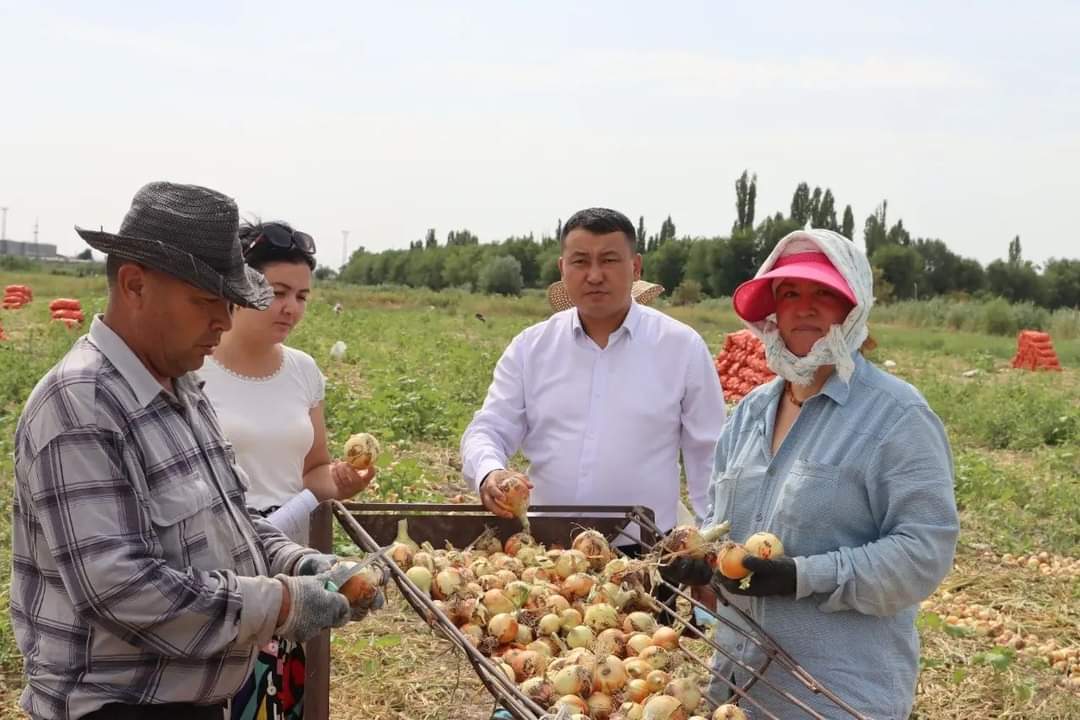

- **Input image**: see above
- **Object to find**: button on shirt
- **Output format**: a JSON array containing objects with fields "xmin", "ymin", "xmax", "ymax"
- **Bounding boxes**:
[
  {"xmin": 461, "ymin": 302, "xmax": 726, "ymax": 532},
  {"xmin": 703, "ymin": 353, "xmax": 959, "ymax": 720},
  {"xmin": 11, "ymin": 317, "xmax": 314, "ymax": 720}
]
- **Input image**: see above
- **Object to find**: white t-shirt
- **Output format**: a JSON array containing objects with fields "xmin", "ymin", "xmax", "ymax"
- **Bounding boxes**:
[{"xmin": 199, "ymin": 346, "xmax": 326, "ymax": 513}]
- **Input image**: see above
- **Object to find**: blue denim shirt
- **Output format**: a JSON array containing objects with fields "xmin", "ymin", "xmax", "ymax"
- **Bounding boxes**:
[{"xmin": 704, "ymin": 353, "xmax": 959, "ymax": 720}]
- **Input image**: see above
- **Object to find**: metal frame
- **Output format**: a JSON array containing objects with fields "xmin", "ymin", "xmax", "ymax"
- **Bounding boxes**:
[{"xmin": 307, "ymin": 501, "xmax": 869, "ymax": 720}]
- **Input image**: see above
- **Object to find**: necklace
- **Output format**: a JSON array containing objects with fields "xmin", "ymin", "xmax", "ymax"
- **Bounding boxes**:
[{"xmin": 785, "ymin": 382, "xmax": 804, "ymax": 408}]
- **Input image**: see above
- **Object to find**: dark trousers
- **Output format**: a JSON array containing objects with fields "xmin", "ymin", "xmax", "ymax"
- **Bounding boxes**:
[{"xmin": 82, "ymin": 702, "xmax": 225, "ymax": 720}]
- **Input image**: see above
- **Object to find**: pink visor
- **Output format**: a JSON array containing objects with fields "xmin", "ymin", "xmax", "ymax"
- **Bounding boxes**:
[{"xmin": 733, "ymin": 252, "xmax": 857, "ymax": 322}]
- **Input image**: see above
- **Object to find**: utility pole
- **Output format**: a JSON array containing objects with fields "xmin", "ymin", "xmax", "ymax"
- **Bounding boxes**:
[
  {"xmin": 341, "ymin": 230, "xmax": 350, "ymax": 270},
  {"xmin": 1, "ymin": 207, "xmax": 8, "ymax": 241},
  {"xmin": 33, "ymin": 218, "xmax": 39, "ymax": 254}
]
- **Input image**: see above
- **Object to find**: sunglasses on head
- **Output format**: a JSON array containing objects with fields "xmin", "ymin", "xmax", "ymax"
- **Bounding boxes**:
[{"xmin": 246, "ymin": 224, "xmax": 316, "ymax": 256}]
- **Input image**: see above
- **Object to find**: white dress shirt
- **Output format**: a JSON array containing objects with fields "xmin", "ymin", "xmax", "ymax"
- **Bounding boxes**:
[{"xmin": 460, "ymin": 301, "xmax": 727, "ymax": 533}]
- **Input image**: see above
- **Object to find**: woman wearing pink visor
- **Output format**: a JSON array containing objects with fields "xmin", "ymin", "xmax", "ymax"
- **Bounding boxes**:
[{"xmin": 664, "ymin": 230, "xmax": 959, "ymax": 718}]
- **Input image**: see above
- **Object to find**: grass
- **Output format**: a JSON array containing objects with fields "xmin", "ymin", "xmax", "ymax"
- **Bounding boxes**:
[{"xmin": 0, "ymin": 272, "xmax": 1078, "ymax": 718}]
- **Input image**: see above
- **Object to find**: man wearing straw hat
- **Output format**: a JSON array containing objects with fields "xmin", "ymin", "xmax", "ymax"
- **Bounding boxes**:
[
  {"xmin": 10, "ymin": 182, "xmax": 382, "ymax": 720},
  {"xmin": 461, "ymin": 207, "xmax": 726, "ymax": 544}
]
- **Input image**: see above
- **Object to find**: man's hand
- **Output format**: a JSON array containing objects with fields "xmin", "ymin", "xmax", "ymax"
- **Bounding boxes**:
[
  {"xmin": 479, "ymin": 469, "xmax": 533, "ymax": 519},
  {"xmin": 294, "ymin": 552, "xmax": 337, "ymax": 576},
  {"xmin": 274, "ymin": 574, "xmax": 350, "ymax": 643},
  {"xmin": 330, "ymin": 461, "xmax": 375, "ymax": 500},
  {"xmin": 718, "ymin": 556, "xmax": 797, "ymax": 598},
  {"xmin": 325, "ymin": 561, "xmax": 388, "ymax": 622}
]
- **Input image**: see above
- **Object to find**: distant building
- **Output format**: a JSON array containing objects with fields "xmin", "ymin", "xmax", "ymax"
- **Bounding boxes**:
[{"xmin": 0, "ymin": 238, "xmax": 59, "ymax": 259}]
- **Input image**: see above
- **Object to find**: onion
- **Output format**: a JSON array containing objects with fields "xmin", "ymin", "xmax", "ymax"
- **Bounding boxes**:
[
  {"xmin": 432, "ymin": 567, "xmax": 464, "ymax": 600},
  {"xmin": 716, "ymin": 542, "xmax": 750, "ymax": 580},
  {"xmin": 553, "ymin": 695, "xmax": 589, "ymax": 716},
  {"xmin": 520, "ymin": 677, "xmax": 555, "ymax": 706},
  {"xmin": 597, "ymin": 582, "xmax": 635, "ymax": 611},
  {"xmin": 624, "ymin": 612, "xmax": 658, "ymax": 635},
  {"xmin": 488, "ymin": 613, "xmax": 519, "ymax": 644},
  {"xmin": 651, "ymin": 626, "xmax": 680, "ymax": 651},
  {"xmin": 626, "ymin": 632, "xmax": 653, "ymax": 656},
  {"xmin": 562, "ymin": 573, "xmax": 596, "ymax": 602},
  {"xmin": 588, "ymin": 691, "xmax": 615, "ymax": 720},
  {"xmin": 522, "ymin": 566, "xmax": 552, "ymax": 584},
  {"xmin": 664, "ymin": 678, "xmax": 701, "ymax": 713},
  {"xmin": 479, "ymin": 574, "xmax": 504, "ymax": 591},
  {"xmin": 497, "ymin": 473, "xmax": 532, "ymax": 531},
  {"xmin": 389, "ymin": 518, "xmax": 419, "ymax": 568},
  {"xmin": 744, "ymin": 531, "xmax": 785, "ymax": 560},
  {"xmin": 638, "ymin": 645, "xmax": 671, "ymax": 671},
  {"xmin": 495, "ymin": 569, "xmax": 519, "ymax": 588},
  {"xmin": 459, "ymin": 623, "xmax": 483, "ymax": 647},
  {"xmin": 505, "ymin": 580, "xmax": 532, "ymax": 608},
  {"xmin": 507, "ymin": 649, "xmax": 545, "ymax": 681},
  {"xmin": 470, "ymin": 557, "xmax": 494, "ymax": 578},
  {"xmin": 711, "ymin": 705, "xmax": 748, "ymax": 720},
  {"xmin": 595, "ymin": 628, "xmax": 627, "ymax": 658},
  {"xmin": 552, "ymin": 665, "xmax": 592, "ymax": 697},
  {"xmin": 566, "ymin": 625, "xmax": 595, "ymax": 650},
  {"xmin": 546, "ymin": 594, "xmax": 571, "ymax": 615},
  {"xmin": 623, "ymin": 657, "xmax": 652, "ymax": 681},
  {"xmin": 481, "ymin": 587, "xmax": 514, "ymax": 617},
  {"xmin": 496, "ymin": 661, "xmax": 515, "ymax": 683},
  {"xmin": 464, "ymin": 582, "xmax": 483, "ymax": 598},
  {"xmin": 412, "ymin": 551, "xmax": 435, "ymax": 573},
  {"xmin": 405, "ymin": 566, "xmax": 433, "ymax": 594},
  {"xmin": 565, "ymin": 647, "xmax": 598, "ymax": 674},
  {"xmin": 516, "ymin": 545, "xmax": 541, "ymax": 567},
  {"xmin": 504, "ymin": 531, "xmax": 537, "ymax": 557},
  {"xmin": 645, "ymin": 669, "xmax": 670, "ymax": 693},
  {"xmin": 560, "ymin": 608, "xmax": 584, "ymax": 631},
  {"xmin": 584, "ymin": 603, "xmax": 620, "ymax": 633},
  {"xmin": 619, "ymin": 701, "xmax": 646, "ymax": 720},
  {"xmin": 603, "ymin": 557, "xmax": 632, "ymax": 582},
  {"xmin": 526, "ymin": 584, "xmax": 554, "ymax": 610},
  {"xmin": 662, "ymin": 525, "xmax": 705, "ymax": 558},
  {"xmin": 625, "ymin": 677, "xmax": 651, "ymax": 702},
  {"xmin": 572, "ymin": 529, "xmax": 613, "ymax": 571},
  {"xmin": 642, "ymin": 694, "xmax": 688, "ymax": 720},
  {"xmin": 593, "ymin": 654, "xmax": 628, "ymax": 694},
  {"xmin": 516, "ymin": 622, "xmax": 534, "ymax": 645},
  {"xmin": 528, "ymin": 639, "xmax": 555, "ymax": 659},
  {"xmin": 491, "ymin": 555, "xmax": 525, "ymax": 575},
  {"xmin": 538, "ymin": 613, "xmax": 563, "ymax": 637},
  {"xmin": 556, "ymin": 549, "xmax": 590, "ymax": 579}
]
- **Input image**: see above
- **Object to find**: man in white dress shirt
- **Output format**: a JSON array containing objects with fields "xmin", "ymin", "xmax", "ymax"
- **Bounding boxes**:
[{"xmin": 460, "ymin": 207, "xmax": 727, "ymax": 542}]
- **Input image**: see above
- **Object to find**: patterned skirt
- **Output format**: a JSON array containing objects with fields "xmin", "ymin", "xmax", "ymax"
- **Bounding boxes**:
[{"xmin": 230, "ymin": 637, "xmax": 305, "ymax": 720}]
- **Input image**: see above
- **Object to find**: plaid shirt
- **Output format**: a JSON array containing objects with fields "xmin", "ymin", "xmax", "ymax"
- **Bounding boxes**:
[{"xmin": 11, "ymin": 317, "xmax": 315, "ymax": 720}]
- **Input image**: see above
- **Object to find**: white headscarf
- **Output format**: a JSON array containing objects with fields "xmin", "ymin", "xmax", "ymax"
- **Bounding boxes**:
[{"xmin": 742, "ymin": 229, "xmax": 873, "ymax": 386}]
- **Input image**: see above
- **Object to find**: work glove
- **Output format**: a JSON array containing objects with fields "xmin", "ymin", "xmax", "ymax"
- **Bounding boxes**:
[
  {"xmin": 274, "ymin": 574, "xmax": 350, "ymax": 643},
  {"xmin": 324, "ymin": 561, "xmax": 388, "ymax": 621},
  {"xmin": 659, "ymin": 557, "xmax": 716, "ymax": 587},
  {"xmin": 718, "ymin": 556, "xmax": 797, "ymax": 598},
  {"xmin": 295, "ymin": 552, "xmax": 338, "ymax": 576}
]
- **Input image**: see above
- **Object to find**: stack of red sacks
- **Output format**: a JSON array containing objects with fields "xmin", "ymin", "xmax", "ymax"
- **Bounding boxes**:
[
  {"xmin": 1010, "ymin": 330, "xmax": 1062, "ymax": 371},
  {"xmin": 0, "ymin": 318, "xmax": 6, "ymax": 341},
  {"xmin": 714, "ymin": 329, "xmax": 776, "ymax": 403},
  {"xmin": 3, "ymin": 284, "xmax": 32, "ymax": 309},
  {"xmin": 50, "ymin": 298, "xmax": 85, "ymax": 328}
]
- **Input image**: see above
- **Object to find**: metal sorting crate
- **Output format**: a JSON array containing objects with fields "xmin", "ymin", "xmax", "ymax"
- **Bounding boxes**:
[{"xmin": 307, "ymin": 501, "xmax": 870, "ymax": 720}]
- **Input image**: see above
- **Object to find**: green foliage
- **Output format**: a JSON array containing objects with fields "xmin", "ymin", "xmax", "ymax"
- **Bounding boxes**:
[
  {"xmin": 477, "ymin": 255, "xmax": 523, "ymax": 296},
  {"xmin": 871, "ymin": 244, "xmax": 924, "ymax": 300},
  {"xmin": 671, "ymin": 279, "xmax": 703, "ymax": 306}
]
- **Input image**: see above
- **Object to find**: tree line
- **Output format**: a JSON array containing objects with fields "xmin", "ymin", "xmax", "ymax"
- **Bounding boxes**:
[{"xmin": 335, "ymin": 171, "xmax": 1080, "ymax": 310}]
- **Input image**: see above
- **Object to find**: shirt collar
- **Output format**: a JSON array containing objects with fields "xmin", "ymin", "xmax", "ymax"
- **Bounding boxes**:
[
  {"xmin": 570, "ymin": 300, "xmax": 642, "ymax": 340},
  {"xmin": 89, "ymin": 316, "xmax": 167, "ymax": 407},
  {"xmin": 819, "ymin": 351, "xmax": 864, "ymax": 406}
]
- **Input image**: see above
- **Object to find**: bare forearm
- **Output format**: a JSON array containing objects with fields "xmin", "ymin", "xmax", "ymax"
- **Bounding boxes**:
[{"xmin": 303, "ymin": 463, "xmax": 336, "ymax": 502}]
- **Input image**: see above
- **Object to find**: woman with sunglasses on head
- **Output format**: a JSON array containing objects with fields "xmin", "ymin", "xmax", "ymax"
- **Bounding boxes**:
[{"xmin": 200, "ymin": 221, "xmax": 374, "ymax": 720}]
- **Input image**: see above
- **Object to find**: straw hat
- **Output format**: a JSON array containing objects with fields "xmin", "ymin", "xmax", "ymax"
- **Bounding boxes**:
[{"xmin": 546, "ymin": 279, "xmax": 665, "ymax": 313}]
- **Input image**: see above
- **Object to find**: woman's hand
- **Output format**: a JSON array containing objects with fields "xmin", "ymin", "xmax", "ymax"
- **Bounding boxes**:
[{"xmin": 330, "ymin": 460, "xmax": 375, "ymax": 500}]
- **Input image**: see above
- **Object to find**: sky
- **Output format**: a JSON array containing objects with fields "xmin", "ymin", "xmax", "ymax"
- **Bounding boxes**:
[{"xmin": 1, "ymin": 1, "xmax": 1078, "ymax": 269}]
